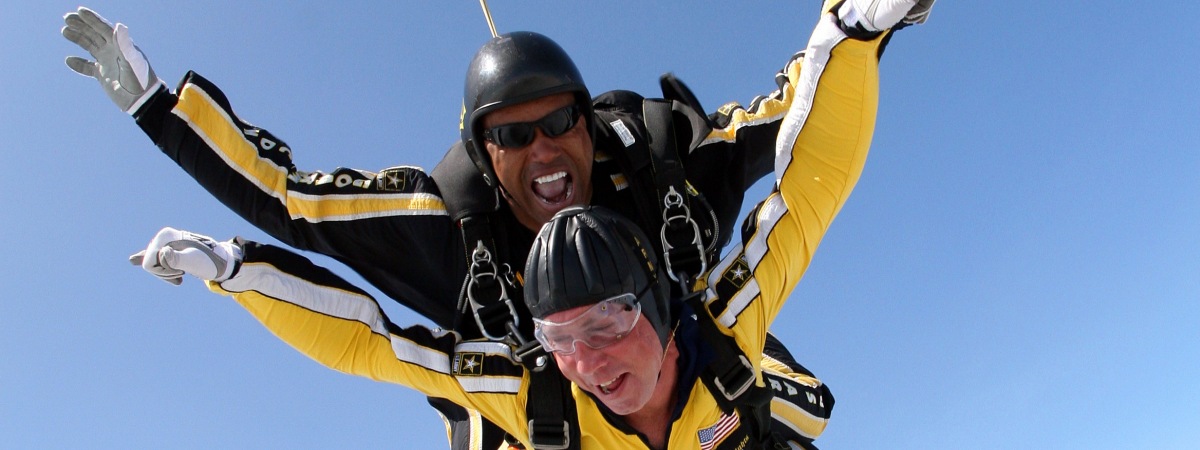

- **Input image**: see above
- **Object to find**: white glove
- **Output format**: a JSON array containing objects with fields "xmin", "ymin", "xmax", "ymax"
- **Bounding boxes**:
[
  {"xmin": 129, "ymin": 227, "xmax": 242, "ymax": 285},
  {"xmin": 839, "ymin": 0, "xmax": 937, "ymax": 33},
  {"xmin": 62, "ymin": 7, "xmax": 165, "ymax": 114},
  {"xmin": 902, "ymin": 0, "xmax": 936, "ymax": 25}
]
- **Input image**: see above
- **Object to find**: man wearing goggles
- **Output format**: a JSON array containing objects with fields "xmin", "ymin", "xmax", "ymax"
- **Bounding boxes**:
[
  {"xmin": 130, "ymin": 1, "xmax": 931, "ymax": 446},
  {"xmin": 533, "ymin": 292, "xmax": 643, "ymax": 356}
]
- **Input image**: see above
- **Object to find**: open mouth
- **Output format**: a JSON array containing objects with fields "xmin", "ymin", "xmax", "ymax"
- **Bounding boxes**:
[
  {"xmin": 597, "ymin": 374, "xmax": 625, "ymax": 396},
  {"xmin": 532, "ymin": 171, "xmax": 573, "ymax": 204}
]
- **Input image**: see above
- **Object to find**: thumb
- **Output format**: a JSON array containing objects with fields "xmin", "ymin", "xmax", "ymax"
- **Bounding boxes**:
[
  {"xmin": 114, "ymin": 23, "xmax": 154, "ymax": 90},
  {"xmin": 65, "ymin": 56, "xmax": 99, "ymax": 78},
  {"xmin": 129, "ymin": 250, "xmax": 146, "ymax": 266},
  {"xmin": 157, "ymin": 245, "xmax": 182, "ymax": 271}
]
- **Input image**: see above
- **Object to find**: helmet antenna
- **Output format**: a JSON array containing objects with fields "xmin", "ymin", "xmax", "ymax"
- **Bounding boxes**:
[{"xmin": 478, "ymin": 0, "xmax": 499, "ymax": 38}]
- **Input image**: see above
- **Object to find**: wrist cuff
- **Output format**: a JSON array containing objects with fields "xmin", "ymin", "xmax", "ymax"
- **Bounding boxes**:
[{"xmin": 125, "ymin": 78, "xmax": 166, "ymax": 115}]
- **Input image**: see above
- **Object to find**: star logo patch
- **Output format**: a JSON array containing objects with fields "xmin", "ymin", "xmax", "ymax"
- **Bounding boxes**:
[
  {"xmin": 376, "ymin": 168, "xmax": 410, "ymax": 192},
  {"xmin": 721, "ymin": 256, "xmax": 751, "ymax": 289},
  {"xmin": 454, "ymin": 352, "xmax": 484, "ymax": 377}
]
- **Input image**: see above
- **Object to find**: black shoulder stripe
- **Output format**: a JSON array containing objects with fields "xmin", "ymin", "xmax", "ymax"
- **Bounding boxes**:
[{"xmin": 239, "ymin": 241, "xmax": 372, "ymax": 298}]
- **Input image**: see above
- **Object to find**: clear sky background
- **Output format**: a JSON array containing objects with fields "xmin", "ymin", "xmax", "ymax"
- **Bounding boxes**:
[{"xmin": 4, "ymin": 1, "xmax": 1198, "ymax": 449}]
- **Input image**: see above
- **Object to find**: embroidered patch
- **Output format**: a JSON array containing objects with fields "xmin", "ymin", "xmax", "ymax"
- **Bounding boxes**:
[
  {"xmin": 609, "ymin": 119, "xmax": 636, "ymax": 147},
  {"xmin": 721, "ymin": 256, "xmax": 751, "ymax": 289},
  {"xmin": 697, "ymin": 410, "xmax": 740, "ymax": 450},
  {"xmin": 453, "ymin": 352, "xmax": 484, "ymax": 376},
  {"xmin": 376, "ymin": 168, "xmax": 411, "ymax": 192}
]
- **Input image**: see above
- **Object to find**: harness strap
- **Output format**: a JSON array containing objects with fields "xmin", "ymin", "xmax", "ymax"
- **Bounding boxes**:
[
  {"xmin": 460, "ymin": 215, "xmax": 523, "ymax": 342},
  {"xmin": 684, "ymin": 292, "xmax": 779, "ymax": 448},
  {"xmin": 431, "ymin": 143, "xmax": 527, "ymax": 344},
  {"xmin": 642, "ymin": 98, "xmax": 707, "ymax": 283},
  {"xmin": 525, "ymin": 364, "xmax": 579, "ymax": 450},
  {"xmin": 432, "ymin": 144, "xmax": 578, "ymax": 449},
  {"xmin": 435, "ymin": 87, "xmax": 731, "ymax": 449},
  {"xmin": 659, "ymin": 72, "xmax": 717, "ymax": 131}
]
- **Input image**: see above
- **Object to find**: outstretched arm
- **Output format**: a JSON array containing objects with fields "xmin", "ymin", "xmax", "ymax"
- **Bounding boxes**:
[
  {"xmin": 62, "ymin": 7, "xmax": 466, "ymax": 328},
  {"xmin": 130, "ymin": 228, "xmax": 530, "ymax": 439},
  {"xmin": 705, "ymin": 0, "xmax": 932, "ymax": 347},
  {"xmin": 60, "ymin": 8, "xmax": 446, "ymax": 252},
  {"xmin": 680, "ymin": 0, "xmax": 934, "ymax": 250}
]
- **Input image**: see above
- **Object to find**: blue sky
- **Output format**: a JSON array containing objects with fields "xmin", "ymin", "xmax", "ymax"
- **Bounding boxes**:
[{"xmin": 4, "ymin": 1, "xmax": 1199, "ymax": 448}]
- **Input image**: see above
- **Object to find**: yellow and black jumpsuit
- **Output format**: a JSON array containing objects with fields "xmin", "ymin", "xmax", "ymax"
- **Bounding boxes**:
[
  {"xmin": 123, "ymin": 3, "xmax": 876, "ymax": 448},
  {"xmin": 197, "ymin": 8, "xmax": 885, "ymax": 449}
]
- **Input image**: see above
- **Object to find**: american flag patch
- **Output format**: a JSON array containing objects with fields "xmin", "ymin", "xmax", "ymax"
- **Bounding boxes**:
[{"xmin": 697, "ymin": 410, "xmax": 740, "ymax": 450}]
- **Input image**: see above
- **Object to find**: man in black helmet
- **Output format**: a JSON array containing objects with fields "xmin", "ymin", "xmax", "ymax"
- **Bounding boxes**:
[
  {"xmin": 458, "ymin": 31, "xmax": 597, "ymax": 231},
  {"xmin": 129, "ymin": 1, "xmax": 927, "ymax": 447}
]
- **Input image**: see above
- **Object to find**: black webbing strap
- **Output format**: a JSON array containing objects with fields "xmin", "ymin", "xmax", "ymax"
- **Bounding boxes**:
[
  {"xmin": 642, "ymin": 99, "xmax": 706, "ymax": 284},
  {"xmin": 430, "ymin": 137, "xmax": 578, "ymax": 449},
  {"xmin": 683, "ymin": 291, "xmax": 778, "ymax": 447},
  {"xmin": 429, "ymin": 143, "xmax": 526, "ymax": 344},
  {"xmin": 641, "ymin": 98, "xmax": 686, "ymax": 198},
  {"xmin": 660, "ymin": 72, "xmax": 717, "ymax": 131},
  {"xmin": 525, "ymin": 364, "xmax": 579, "ymax": 450},
  {"xmin": 459, "ymin": 215, "xmax": 523, "ymax": 342}
]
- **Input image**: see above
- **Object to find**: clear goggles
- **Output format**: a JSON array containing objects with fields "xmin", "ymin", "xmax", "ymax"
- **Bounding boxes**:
[{"xmin": 533, "ymin": 293, "xmax": 643, "ymax": 355}]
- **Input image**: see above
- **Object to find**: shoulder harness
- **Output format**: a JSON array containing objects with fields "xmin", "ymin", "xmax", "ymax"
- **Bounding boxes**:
[{"xmin": 430, "ymin": 74, "xmax": 777, "ymax": 449}]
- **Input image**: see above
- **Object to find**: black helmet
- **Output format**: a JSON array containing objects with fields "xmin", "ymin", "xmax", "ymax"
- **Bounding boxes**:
[
  {"xmin": 524, "ymin": 206, "xmax": 673, "ymax": 348},
  {"xmin": 460, "ymin": 31, "xmax": 594, "ymax": 188}
]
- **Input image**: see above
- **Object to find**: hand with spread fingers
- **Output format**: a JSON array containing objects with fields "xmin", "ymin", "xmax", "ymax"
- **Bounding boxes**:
[{"xmin": 62, "ymin": 7, "xmax": 164, "ymax": 114}]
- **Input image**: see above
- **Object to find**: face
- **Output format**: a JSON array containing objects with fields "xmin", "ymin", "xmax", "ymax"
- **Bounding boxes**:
[
  {"xmin": 482, "ymin": 93, "xmax": 594, "ymax": 231},
  {"xmin": 544, "ymin": 305, "xmax": 666, "ymax": 415}
]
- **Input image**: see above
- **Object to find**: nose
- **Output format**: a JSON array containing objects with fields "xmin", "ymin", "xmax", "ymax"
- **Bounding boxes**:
[
  {"xmin": 569, "ymin": 343, "xmax": 608, "ymax": 374},
  {"xmin": 525, "ymin": 128, "xmax": 562, "ymax": 162}
]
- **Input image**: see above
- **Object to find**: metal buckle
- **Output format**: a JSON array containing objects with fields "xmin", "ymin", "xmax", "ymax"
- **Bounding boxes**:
[
  {"xmin": 515, "ymin": 339, "xmax": 551, "ymax": 372},
  {"xmin": 660, "ymin": 186, "xmax": 707, "ymax": 284},
  {"xmin": 466, "ymin": 241, "xmax": 520, "ymax": 341},
  {"xmin": 527, "ymin": 419, "xmax": 570, "ymax": 450},
  {"xmin": 712, "ymin": 354, "xmax": 755, "ymax": 401}
]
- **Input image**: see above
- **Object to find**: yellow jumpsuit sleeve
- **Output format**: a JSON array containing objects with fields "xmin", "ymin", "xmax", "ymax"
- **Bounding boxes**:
[
  {"xmin": 201, "ymin": 253, "xmax": 533, "ymax": 444},
  {"xmin": 705, "ymin": 5, "xmax": 889, "ymax": 398}
]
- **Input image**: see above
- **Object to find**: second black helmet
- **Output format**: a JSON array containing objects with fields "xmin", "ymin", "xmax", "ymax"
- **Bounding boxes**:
[{"xmin": 524, "ymin": 206, "xmax": 673, "ymax": 348}]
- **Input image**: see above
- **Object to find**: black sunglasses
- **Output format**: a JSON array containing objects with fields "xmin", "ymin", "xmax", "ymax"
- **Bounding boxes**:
[{"xmin": 483, "ymin": 104, "xmax": 582, "ymax": 148}]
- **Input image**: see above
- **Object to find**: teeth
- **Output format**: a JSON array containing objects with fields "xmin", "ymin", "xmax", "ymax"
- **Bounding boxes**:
[
  {"xmin": 535, "ymin": 171, "xmax": 567, "ymax": 184},
  {"xmin": 598, "ymin": 376, "xmax": 618, "ymax": 395}
]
